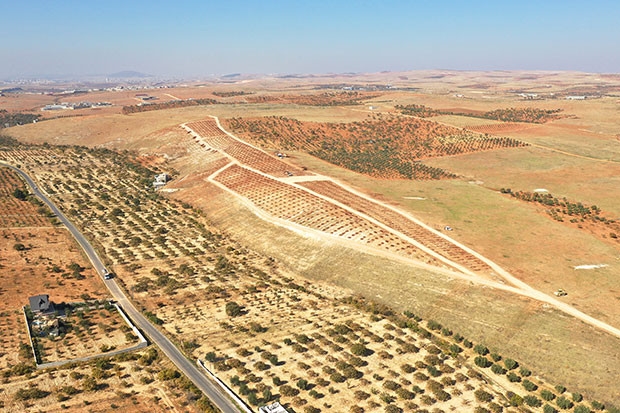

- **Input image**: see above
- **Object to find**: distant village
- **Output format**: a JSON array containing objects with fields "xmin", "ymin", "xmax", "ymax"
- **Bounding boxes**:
[{"xmin": 41, "ymin": 101, "xmax": 112, "ymax": 111}]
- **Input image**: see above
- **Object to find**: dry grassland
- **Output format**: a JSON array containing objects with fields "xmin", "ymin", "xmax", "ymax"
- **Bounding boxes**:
[
  {"xmin": 2, "ymin": 143, "xmax": 602, "ymax": 411},
  {"xmin": 2, "ymin": 71, "xmax": 620, "ymax": 410},
  {"xmin": 193, "ymin": 174, "xmax": 620, "ymax": 406}
]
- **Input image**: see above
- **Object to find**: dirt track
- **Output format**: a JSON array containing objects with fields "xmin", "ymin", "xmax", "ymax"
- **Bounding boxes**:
[{"xmin": 186, "ymin": 116, "xmax": 620, "ymax": 341}]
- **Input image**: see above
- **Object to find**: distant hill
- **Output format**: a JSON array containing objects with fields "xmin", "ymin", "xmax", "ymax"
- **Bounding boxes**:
[{"xmin": 108, "ymin": 71, "xmax": 152, "ymax": 78}]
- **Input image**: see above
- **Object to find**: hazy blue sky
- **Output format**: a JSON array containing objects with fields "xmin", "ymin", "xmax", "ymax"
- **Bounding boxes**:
[{"xmin": 2, "ymin": 0, "xmax": 619, "ymax": 78}]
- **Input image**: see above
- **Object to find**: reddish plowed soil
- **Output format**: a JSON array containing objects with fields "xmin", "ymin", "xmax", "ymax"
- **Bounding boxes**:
[
  {"xmin": 0, "ymin": 168, "xmax": 50, "ymax": 227},
  {"xmin": 467, "ymin": 122, "xmax": 534, "ymax": 134}
]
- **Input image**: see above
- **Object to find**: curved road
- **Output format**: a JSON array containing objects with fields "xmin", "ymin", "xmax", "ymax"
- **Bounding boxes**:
[
  {"xmin": 203, "ymin": 117, "xmax": 620, "ymax": 341},
  {"xmin": 0, "ymin": 161, "xmax": 240, "ymax": 413}
]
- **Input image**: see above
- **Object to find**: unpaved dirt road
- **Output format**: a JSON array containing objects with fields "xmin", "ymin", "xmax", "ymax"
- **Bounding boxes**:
[{"xmin": 191, "ymin": 117, "xmax": 620, "ymax": 341}]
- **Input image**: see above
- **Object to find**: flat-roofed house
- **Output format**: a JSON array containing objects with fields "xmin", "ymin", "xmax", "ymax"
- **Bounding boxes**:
[{"xmin": 259, "ymin": 402, "xmax": 290, "ymax": 413}]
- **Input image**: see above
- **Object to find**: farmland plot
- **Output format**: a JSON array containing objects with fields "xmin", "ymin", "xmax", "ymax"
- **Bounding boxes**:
[
  {"xmin": 224, "ymin": 116, "xmax": 528, "ymax": 180},
  {"xmin": 0, "ymin": 168, "xmax": 51, "ymax": 227},
  {"xmin": 184, "ymin": 120, "xmax": 493, "ymax": 275},
  {"xmin": 301, "ymin": 180, "xmax": 494, "ymax": 275},
  {"xmin": 212, "ymin": 164, "xmax": 438, "ymax": 265},
  {"xmin": 186, "ymin": 119, "xmax": 311, "ymax": 177},
  {"xmin": 0, "ymin": 141, "xmax": 610, "ymax": 411},
  {"xmin": 33, "ymin": 303, "xmax": 141, "ymax": 364}
]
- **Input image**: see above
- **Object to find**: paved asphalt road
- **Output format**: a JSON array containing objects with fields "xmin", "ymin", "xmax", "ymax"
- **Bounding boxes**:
[{"xmin": 2, "ymin": 162, "xmax": 241, "ymax": 413}]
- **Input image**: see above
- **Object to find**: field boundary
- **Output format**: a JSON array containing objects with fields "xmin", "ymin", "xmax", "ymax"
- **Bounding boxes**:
[
  {"xmin": 197, "ymin": 359, "xmax": 253, "ymax": 413},
  {"xmin": 24, "ymin": 302, "xmax": 148, "ymax": 370}
]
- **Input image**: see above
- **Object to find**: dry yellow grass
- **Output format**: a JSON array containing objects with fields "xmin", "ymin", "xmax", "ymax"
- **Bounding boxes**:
[{"xmin": 3, "ymin": 71, "xmax": 620, "ymax": 408}]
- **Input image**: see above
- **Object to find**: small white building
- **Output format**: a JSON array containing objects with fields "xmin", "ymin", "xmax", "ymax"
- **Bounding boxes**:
[
  {"xmin": 153, "ymin": 173, "xmax": 170, "ymax": 190},
  {"xmin": 259, "ymin": 402, "xmax": 290, "ymax": 413},
  {"xmin": 41, "ymin": 104, "xmax": 71, "ymax": 111}
]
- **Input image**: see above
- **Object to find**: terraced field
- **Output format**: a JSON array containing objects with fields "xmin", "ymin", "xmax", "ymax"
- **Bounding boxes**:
[
  {"xmin": 212, "ymin": 164, "xmax": 435, "ymax": 265},
  {"xmin": 185, "ymin": 119, "xmax": 310, "ymax": 178},
  {"xmin": 300, "ymin": 180, "xmax": 493, "ymax": 274}
]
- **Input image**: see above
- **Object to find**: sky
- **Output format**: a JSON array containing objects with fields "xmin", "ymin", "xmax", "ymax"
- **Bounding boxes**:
[{"xmin": 2, "ymin": 0, "xmax": 619, "ymax": 79}]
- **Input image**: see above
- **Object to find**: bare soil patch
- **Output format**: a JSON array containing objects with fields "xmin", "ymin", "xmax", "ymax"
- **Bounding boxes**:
[
  {"xmin": 0, "ymin": 228, "xmax": 107, "ymax": 369},
  {"xmin": 0, "ymin": 167, "xmax": 51, "ymax": 227},
  {"xmin": 467, "ymin": 122, "xmax": 536, "ymax": 134}
]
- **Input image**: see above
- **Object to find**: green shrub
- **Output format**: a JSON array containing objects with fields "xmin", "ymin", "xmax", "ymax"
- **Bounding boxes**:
[
  {"xmin": 279, "ymin": 385, "xmax": 298, "ymax": 397},
  {"xmin": 524, "ymin": 395, "xmax": 542, "ymax": 407},
  {"xmin": 225, "ymin": 301, "xmax": 243, "ymax": 317},
  {"xmin": 14, "ymin": 387, "xmax": 50, "ymax": 400},
  {"xmin": 396, "ymin": 388, "xmax": 415, "ymax": 400},
  {"xmin": 382, "ymin": 380, "xmax": 400, "ymax": 391},
  {"xmin": 490, "ymin": 364, "xmax": 506, "ymax": 375},
  {"xmin": 384, "ymin": 405, "xmax": 402, "ymax": 413},
  {"xmin": 503, "ymin": 358, "xmax": 518, "ymax": 370},
  {"xmin": 435, "ymin": 390, "xmax": 450, "ymax": 402},
  {"xmin": 509, "ymin": 393, "xmax": 523, "ymax": 406},
  {"xmin": 354, "ymin": 390, "xmax": 370, "ymax": 400},
  {"xmin": 507, "ymin": 372, "xmax": 521, "ymax": 382},
  {"xmin": 474, "ymin": 356, "xmax": 491, "ymax": 368},
  {"xmin": 427, "ymin": 320, "xmax": 442, "ymax": 331},
  {"xmin": 449, "ymin": 344, "xmax": 462, "ymax": 354},
  {"xmin": 556, "ymin": 396, "xmax": 573, "ymax": 410},
  {"xmin": 474, "ymin": 389, "xmax": 494, "ymax": 403},
  {"xmin": 350, "ymin": 343, "xmax": 373, "ymax": 357},
  {"xmin": 400, "ymin": 363, "xmax": 414, "ymax": 374},
  {"xmin": 474, "ymin": 344, "xmax": 489, "ymax": 355},
  {"xmin": 330, "ymin": 372, "xmax": 346, "ymax": 383},
  {"xmin": 488, "ymin": 402, "xmax": 503, "ymax": 413},
  {"xmin": 522, "ymin": 379, "xmax": 538, "ymax": 391},
  {"xmin": 543, "ymin": 404, "xmax": 558, "ymax": 413},
  {"xmin": 157, "ymin": 368, "xmax": 180, "ymax": 381},
  {"xmin": 541, "ymin": 389, "xmax": 556, "ymax": 401}
]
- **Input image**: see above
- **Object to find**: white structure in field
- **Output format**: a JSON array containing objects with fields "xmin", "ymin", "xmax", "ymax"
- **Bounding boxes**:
[
  {"xmin": 259, "ymin": 402, "xmax": 290, "ymax": 413},
  {"xmin": 153, "ymin": 173, "xmax": 170, "ymax": 190}
]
